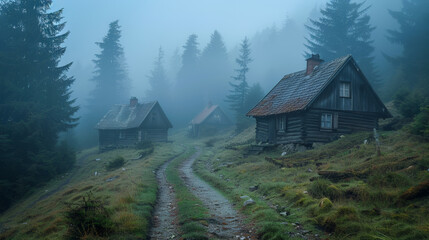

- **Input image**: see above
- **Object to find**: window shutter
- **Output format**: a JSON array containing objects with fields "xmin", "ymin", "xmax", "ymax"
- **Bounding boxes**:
[{"xmin": 334, "ymin": 113, "xmax": 339, "ymax": 129}]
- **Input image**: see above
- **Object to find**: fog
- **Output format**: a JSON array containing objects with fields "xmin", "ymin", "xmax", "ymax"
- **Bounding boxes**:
[{"xmin": 47, "ymin": 0, "xmax": 404, "ymax": 148}]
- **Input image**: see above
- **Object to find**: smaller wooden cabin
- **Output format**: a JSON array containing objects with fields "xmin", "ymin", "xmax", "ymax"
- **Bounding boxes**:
[
  {"xmin": 247, "ymin": 54, "xmax": 391, "ymax": 145},
  {"xmin": 96, "ymin": 97, "xmax": 172, "ymax": 150},
  {"xmin": 190, "ymin": 104, "xmax": 232, "ymax": 137}
]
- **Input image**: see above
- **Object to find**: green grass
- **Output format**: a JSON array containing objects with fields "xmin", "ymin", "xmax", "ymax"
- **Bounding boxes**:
[
  {"xmin": 0, "ymin": 142, "xmax": 186, "ymax": 240},
  {"xmin": 192, "ymin": 126, "xmax": 429, "ymax": 240},
  {"xmin": 165, "ymin": 149, "xmax": 209, "ymax": 239}
]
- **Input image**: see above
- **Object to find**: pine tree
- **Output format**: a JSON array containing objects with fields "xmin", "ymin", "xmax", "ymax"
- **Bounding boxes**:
[
  {"xmin": 83, "ymin": 20, "xmax": 129, "ymax": 146},
  {"xmin": 0, "ymin": 0, "xmax": 77, "ymax": 212},
  {"xmin": 90, "ymin": 20, "xmax": 128, "ymax": 112},
  {"xmin": 305, "ymin": 0, "xmax": 378, "ymax": 88},
  {"xmin": 147, "ymin": 47, "xmax": 169, "ymax": 105},
  {"xmin": 245, "ymin": 83, "xmax": 265, "ymax": 112},
  {"xmin": 177, "ymin": 34, "xmax": 200, "ymax": 85},
  {"xmin": 387, "ymin": 0, "xmax": 429, "ymax": 94},
  {"xmin": 199, "ymin": 30, "xmax": 230, "ymax": 104},
  {"xmin": 226, "ymin": 37, "xmax": 252, "ymax": 131},
  {"xmin": 174, "ymin": 34, "xmax": 201, "ymax": 126}
]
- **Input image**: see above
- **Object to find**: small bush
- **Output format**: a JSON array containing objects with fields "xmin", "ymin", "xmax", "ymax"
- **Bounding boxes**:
[
  {"xmin": 204, "ymin": 138, "xmax": 219, "ymax": 147},
  {"xmin": 106, "ymin": 156, "xmax": 125, "ymax": 171},
  {"xmin": 319, "ymin": 197, "xmax": 333, "ymax": 211},
  {"xmin": 308, "ymin": 179, "xmax": 343, "ymax": 200},
  {"xmin": 410, "ymin": 105, "xmax": 429, "ymax": 140},
  {"xmin": 64, "ymin": 192, "xmax": 114, "ymax": 239},
  {"xmin": 368, "ymin": 172, "xmax": 410, "ymax": 188},
  {"xmin": 393, "ymin": 90, "xmax": 424, "ymax": 118}
]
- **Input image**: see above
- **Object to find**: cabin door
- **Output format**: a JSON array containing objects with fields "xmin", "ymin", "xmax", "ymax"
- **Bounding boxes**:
[{"xmin": 268, "ymin": 118, "xmax": 276, "ymax": 144}]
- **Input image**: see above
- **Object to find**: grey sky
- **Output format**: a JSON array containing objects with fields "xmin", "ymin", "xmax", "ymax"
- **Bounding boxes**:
[{"xmin": 52, "ymin": 0, "xmax": 401, "ymax": 100}]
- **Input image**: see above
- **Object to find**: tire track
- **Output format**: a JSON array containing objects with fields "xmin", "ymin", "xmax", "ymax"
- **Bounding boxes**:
[
  {"xmin": 150, "ymin": 155, "xmax": 180, "ymax": 240},
  {"xmin": 179, "ymin": 148, "xmax": 256, "ymax": 239}
]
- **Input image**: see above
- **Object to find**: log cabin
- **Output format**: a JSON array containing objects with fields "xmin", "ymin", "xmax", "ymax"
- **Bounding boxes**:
[
  {"xmin": 247, "ymin": 54, "xmax": 391, "ymax": 145},
  {"xmin": 190, "ymin": 103, "xmax": 232, "ymax": 137},
  {"xmin": 96, "ymin": 97, "xmax": 172, "ymax": 150}
]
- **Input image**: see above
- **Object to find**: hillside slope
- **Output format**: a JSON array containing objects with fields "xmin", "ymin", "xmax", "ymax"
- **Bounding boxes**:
[{"xmin": 194, "ymin": 127, "xmax": 429, "ymax": 239}]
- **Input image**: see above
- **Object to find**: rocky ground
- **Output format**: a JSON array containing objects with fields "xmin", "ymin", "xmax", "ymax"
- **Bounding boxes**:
[{"xmin": 179, "ymin": 148, "xmax": 257, "ymax": 240}]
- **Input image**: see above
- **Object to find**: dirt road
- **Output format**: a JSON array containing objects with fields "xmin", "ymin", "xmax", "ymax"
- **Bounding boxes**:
[
  {"xmin": 179, "ymin": 148, "xmax": 256, "ymax": 239},
  {"xmin": 150, "ymin": 155, "xmax": 180, "ymax": 240}
]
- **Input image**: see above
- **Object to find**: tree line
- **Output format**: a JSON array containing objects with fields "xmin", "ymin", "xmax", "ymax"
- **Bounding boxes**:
[{"xmin": 1, "ymin": 0, "xmax": 428, "ymax": 213}]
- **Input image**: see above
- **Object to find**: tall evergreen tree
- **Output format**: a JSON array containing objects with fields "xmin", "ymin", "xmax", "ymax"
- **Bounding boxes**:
[
  {"xmin": 226, "ymin": 37, "xmax": 252, "ymax": 131},
  {"xmin": 245, "ymin": 83, "xmax": 265, "ymax": 113},
  {"xmin": 177, "ymin": 34, "xmax": 200, "ymax": 85},
  {"xmin": 147, "ymin": 47, "xmax": 169, "ymax": 105},
  {"xmin": 174, "ymin": 34, "xmax": 201, "ymax": 126},
  {"xmin": 83, "ymin": 20, "xmax": 129, "ymax": 146},
  {"xmin": 387, "ymin": 0, "xmax": 429, "ymax": 95},
  {"xmin": 305, "ymin": 0, "xmax": 378, "ymax": 88},
  {"xmin": 199, "ymin": 30, "xmax": 230, "ymax": 104},
  {"xmin": 0, "ymin": 0, "xmax": 77, "ymax": 212}
]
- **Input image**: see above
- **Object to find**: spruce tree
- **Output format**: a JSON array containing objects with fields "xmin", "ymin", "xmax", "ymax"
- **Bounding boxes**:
[
  {"xmin": 147, "ymin": 47, "xmax": 169, "ymax": 105},
  {"xmin": 0, "ymin": 0, "xmax": 77, "ymax": 212},
  {"xmin": 305, "ymin": 0, "xmax": 378, "ymax": 88},
  {"xmin": 83, "ymin": 20, "xmax": 128, "ymax": 146},
  {"xmin": 387, "ymin": 0, "xmax": 429, "ymax": 94},
  {"xmin": 199, "ymin": 30, "xmax": 230, "ymax": 104},
  {"xmin": 174, "ymin": 34, "xmax": 201, "ymax": 125},
  {"xmin": 226, "ymin": 37, "xmax": 252, "ymax": 131},
  {"xmin": 245, "ymin": 83, "xmax": 265, "ymax": 112},
  {"xmin": 177, "ymin": 34, "xmax": 200, "ymax": 85}
]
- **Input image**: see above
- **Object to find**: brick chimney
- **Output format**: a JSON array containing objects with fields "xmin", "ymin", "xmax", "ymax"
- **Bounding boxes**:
[
  {"xmin": 306, "ymin": 54, "xmax": 323, "ymax": 75},
  {"xmin": 130, "ymin": 97, "xmax": 138, "ymax": 107}
]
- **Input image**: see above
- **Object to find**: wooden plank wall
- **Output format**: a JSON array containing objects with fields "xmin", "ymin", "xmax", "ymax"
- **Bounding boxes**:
[
  {"xmin": 275, "ymin": 115, "xmax": 304, "ymax": 144},
  {"xmin": 303, "ymin": 109, "xmax": 378, "ymax": 143},
  {"xmin": 255, "ymin": 117, "xmax": 269, "ymax": 142},
  {"xmin": 143, "ymin": 128, "xmax": 168, "ymax": 142}
]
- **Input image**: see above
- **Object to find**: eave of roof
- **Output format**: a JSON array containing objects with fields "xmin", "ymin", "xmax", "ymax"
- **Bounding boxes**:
[{"xmin": 247, "ymin": 55, "xmax": 351, "ymax": 117}]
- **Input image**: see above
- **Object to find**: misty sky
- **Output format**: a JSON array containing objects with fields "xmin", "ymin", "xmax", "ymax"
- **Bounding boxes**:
[{"xmin": 52, "ymin": 0, "xmax": 402, "ymax": 105}]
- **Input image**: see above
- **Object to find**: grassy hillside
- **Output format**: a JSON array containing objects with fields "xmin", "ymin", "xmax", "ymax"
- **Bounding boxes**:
[
  {"xmin": 193, "ymin": 127, "xmax": 429, "ymax": 239},
  {"xmin": 0, "ymin": 141, "xmax": 185, "ymax": 240}
]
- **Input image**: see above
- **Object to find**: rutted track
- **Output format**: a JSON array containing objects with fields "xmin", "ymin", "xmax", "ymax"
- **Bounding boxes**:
[
  {"xmin": 179, "ymin": 148, "xmax": 256, "ymax": 239},
  {"xmin": 150, "ymin": 155, "xmax": 180, "ymax": 240}
]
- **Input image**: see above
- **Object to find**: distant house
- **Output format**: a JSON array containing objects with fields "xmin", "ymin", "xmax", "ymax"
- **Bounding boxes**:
[
  {"xmin": 247, "ymin": 54, "xmax": 391, "ymax": 145},
  {"xmin": 96, "ymin": 97, "xmax": 172, "ymax": 150},
  {"xmin": 190, "ymin": 103, "xmax": 232, "ymax": 137}
]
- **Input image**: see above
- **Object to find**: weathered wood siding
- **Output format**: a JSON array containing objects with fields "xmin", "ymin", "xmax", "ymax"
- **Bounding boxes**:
[
  {"xmin": 141, "ymin": 128, "xmax": 168, "ymax": 142},
  {"xmin": 275, "ymin": 114, "xmax": 304, "ymax": 144},
  {"xmin": 255, "ymin": 117, "xmax": 269, "ymax": 143},
  {"xmin": 303, "ymin": 109, "xmax": 378, "ymax": 143},
  {"xmin": 312, "ymin": 61, "xmax": 386, "ymax": 114},
  {"xmin": 99, "ymin": 129, "xmax": 138, "ymax": 147}
]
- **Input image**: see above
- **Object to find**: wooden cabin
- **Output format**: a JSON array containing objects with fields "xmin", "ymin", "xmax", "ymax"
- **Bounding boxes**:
[
  {"xmin": 190, "ymin": 104, "xmax": 232, "ymax": 137},
  {"xmin": 247, "ymin": 54, "xmax": 391, "ymax": 145},
  {"xmin": 96, "ymin": 97, "xmax": 172, "ymax": 150}
]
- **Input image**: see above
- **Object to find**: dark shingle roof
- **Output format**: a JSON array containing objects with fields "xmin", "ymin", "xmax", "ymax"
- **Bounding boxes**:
[
  {"xmin": 191, "ymin": 105, "xmax": 219, "ymax": 125},
  {"xmin": 96, "ymin": 101, "xmax": 157, "ymax": 130},
  {"xmin": 247, "ymin": 55, "xmax": 351, "ymax": 117}
]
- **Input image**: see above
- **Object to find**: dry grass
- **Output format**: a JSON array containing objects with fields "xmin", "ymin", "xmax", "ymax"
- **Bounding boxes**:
[{"xmin": 0, "ymin": 140, "xmax": 186, "ymax": 240}]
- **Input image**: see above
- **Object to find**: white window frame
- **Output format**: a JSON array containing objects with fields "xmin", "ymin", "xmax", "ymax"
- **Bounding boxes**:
[
  {"xmin": 119, "ymin": 131, "xmax": 125, "ymax": 139},
  {"xmin": 276, "ymin": 115, "xmax": 286, "ymax": 132},
  {"xmin": 321, "ymin": 113, "xmax": 333, "ymax": 129},
  {"xmin": 340, "ymin": 82, "xmax": 351, "ymax": 98}
]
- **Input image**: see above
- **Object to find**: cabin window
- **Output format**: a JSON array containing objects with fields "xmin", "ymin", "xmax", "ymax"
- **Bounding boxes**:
[
  {"xmin": 276, "ymin": 115, "xmax": 286, "ymax": 132},
  {"xmin": 321, "ymin": 113, "xmax": 333, "ymax": 129},
  {"xmin": 340, "ymin": 82, "xmax": 351, "ymax": 98},
  {"xmin": 119, "ymin": 131, "xmax": 125, "ymax": 139}
]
